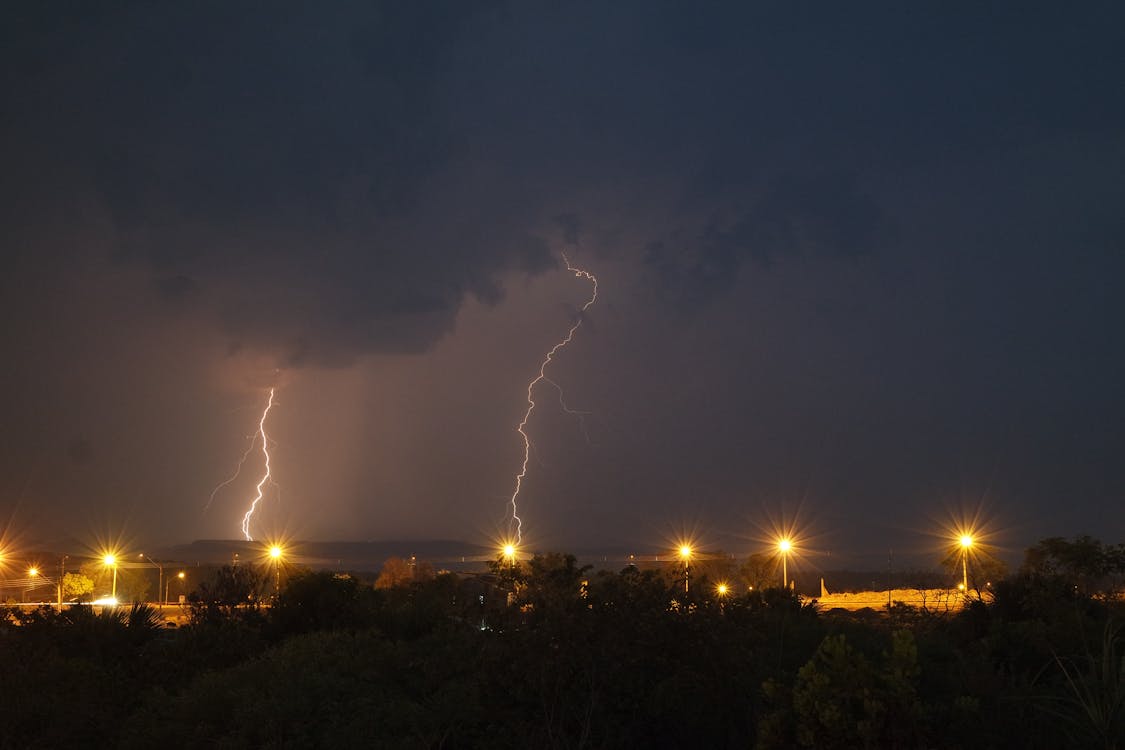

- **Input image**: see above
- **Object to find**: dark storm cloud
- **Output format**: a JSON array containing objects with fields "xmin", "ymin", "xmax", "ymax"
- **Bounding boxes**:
[
  {"xmin": 646, "ymin": 172, "xmax": 888, "ymax": 308},
  {"xmin": 1, "ymin": 2, "xmax": 1123, "ymax": 551},
  {"xmin": 154, "ymin": 275, "xmax": 200, "ymax": 305},
  {"xmin": 5, "ymin": 2, "xmax": 1121, "ymax": 359},
  {"xmin": 714, "ymin": 174, "xmax": 885, "ymax": 265},
  {"xmin": 553, "ymin": 214, "xmax": 582, "ymax": 246},
  {"xmin": 2, "ymin": 1, "xmax": 549, "ymax": 367}
]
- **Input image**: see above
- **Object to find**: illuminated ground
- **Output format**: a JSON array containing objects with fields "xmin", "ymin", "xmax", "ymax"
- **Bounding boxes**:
[{"xmin": 816, "ymin": 588, "xmax": 982, "ymax": 612}]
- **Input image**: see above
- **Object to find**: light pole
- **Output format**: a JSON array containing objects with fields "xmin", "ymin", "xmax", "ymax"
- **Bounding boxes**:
[
  {"xmin": 500, "ymin": 543, "xmax": 519, "ymax": 607},
  {"xmin": 268, "ymin": 545, "xmax": 283, "ymax": 598},
  {"xmin": 103, "ymin": 553, "xmax": 118, "ymax": 601},
  {"xmin": 959, "ymin": 534, "xmax": 973, "ymax": 593},
  {"xmin": 168, "ymin": 571, "xmax": 185, "ymax": 604},
  {"xmin": 140, "ymin": 554, "xmax": 164, "ymax": 606},
  {"xmin": 678, "ymin": 545, "xmax": 692, "ymax": 593},
  {"xmin": 25, "ymin": 566, "xmax": 40, "ymax": 603},
  {"xmin": 778, "ymin": 538, "xmax": 792, "ymax": 590},
  {"xmin": 57, "ymin": 555, "xmax": 68, "ymax": 610}
]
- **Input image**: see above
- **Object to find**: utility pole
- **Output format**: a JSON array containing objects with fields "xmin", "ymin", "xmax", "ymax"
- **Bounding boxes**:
[
  {"xmin": 887, "ymin": 549, "xmax": 893, "ymax": 608},
  {"xmin": 57, "ymin": 555, "xmax": 68, "ymax": 610},
  {"xmin": 140, "ymin": 554, "xmax": 164, "ymax": 607}
]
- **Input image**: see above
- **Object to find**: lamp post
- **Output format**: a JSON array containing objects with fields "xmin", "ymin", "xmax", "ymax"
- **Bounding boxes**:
[
  {"xmin": 168, "ymin": 571, "xmax": 185, "ymax": 604},
  {"xmin": 25, "ymin": 566, "xmax": 39, "ymax": 603},
  {"xmin": 678, "ymin": 545, "xmax": 692, "ymax": 593},
  {"xmin": 103, "ymin": 553, "xmax": 118, "ymax": 600},
  {"xmin": 139, "ymin": 553, "xmax": 164, "ymax": 606},
  {"xmin": 778, "ymin": 538, "xmax": 792, "ymax": 590},
  {"xmin": 268, "ymin": 545, "xmax": 283, "ymax": 598},
  {"xmin": 57, "ymin": 555, "xmax": 68, "ymax": 611},
  {"xmin": 959, "ymin": 534, "xmax": 973, "ymax": 593},
  {"xmin": 500, "ymin": 543, "xmax": 519, "ymax": 607}
]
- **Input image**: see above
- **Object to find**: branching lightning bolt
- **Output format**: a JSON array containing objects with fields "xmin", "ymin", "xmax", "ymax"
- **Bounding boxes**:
[
  {"xmin": 508, "ymin": 252, "xmax": 598, "ymax": 544},
  {"xmin": 204, "ymin": 433, "xmax": 258, "ymax": 512},
  {"xmin": 240, "ymin": 387, "xmax": 276, "ymax": 542},
  {"xmin": 543, "ymin": 376, "xmax": 594, "ymax": 446}
]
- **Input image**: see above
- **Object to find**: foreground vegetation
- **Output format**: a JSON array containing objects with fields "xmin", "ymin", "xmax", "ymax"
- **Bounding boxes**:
[{"xmin": 2, "ymin": 536, "xmax": 1124, "ymax": 749}]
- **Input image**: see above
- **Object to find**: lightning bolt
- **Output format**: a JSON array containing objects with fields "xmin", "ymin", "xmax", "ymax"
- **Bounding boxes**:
[
  {"xmin": 508, "ymin": 252, "xmax": 598, "ymax": 544},
  {"xmin": 240, "ymin": 387, "xmax": 276, "ymax": 542},
  {"xmin": 203, "ymin": 433, "xmax": 258, "ymax": 512},
  {"xmin": 543, "ymin": 376, "xmax": 594, "ymax": 446}
]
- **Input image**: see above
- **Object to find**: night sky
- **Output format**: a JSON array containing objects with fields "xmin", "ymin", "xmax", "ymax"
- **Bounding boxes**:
[{"xmin": 3, "ymin": 3, "xmax": 1123, "ymax": 563}]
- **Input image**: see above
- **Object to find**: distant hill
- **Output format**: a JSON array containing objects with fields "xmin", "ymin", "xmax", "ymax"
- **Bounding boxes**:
[{"xmin": 166, "ymin": 539, "xmax": 495, "ymax": 570}]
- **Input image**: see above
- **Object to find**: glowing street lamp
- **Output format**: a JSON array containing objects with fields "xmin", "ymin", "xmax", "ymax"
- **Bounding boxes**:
[
  {"xmin": 778, "ymin": 538, "xmax": 792, "ymax": 590},
  {"xmin": 102, "ymin": 553, "xmax": 119, "ymax": 600},
  {"xmin": 167, "ymin": 570, "xmax": 186, "ymax": 604},
  {"xmin": 959, "ymin": 534, "xmax": 973, "ymax": 592},
  {"xmin": 498, "ymin": 542, "xmax": 519, "ymax": 574},
  {"xmin": 678, "ymin": 544, "xmax": 693, "ymax": 593},
  {"xmin": 0, "ymin": 549, "xmax": 10, "ymax": 577},
  {"xmin": 268, "ymin": 545, "xmax": 284, "ymax": 597},
  {"xmin": 23, "ymin": 566, "xmax": 41, "ymax": 603},
  {"xmin": 715, "ymin": 582, "xmax": 729, "ymax": 597}
]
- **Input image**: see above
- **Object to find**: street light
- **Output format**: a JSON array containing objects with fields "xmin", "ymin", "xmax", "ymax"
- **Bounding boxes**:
[
  {"xmin": 500, "ymin": 542, "xmax": 518, "ymax": 573},
  {"xmin": 778, "ymin": 538, "xmax": 792, "ymax": 590},
  {"xmin": 959, "ymin": 534, "xmax": 973, "ymax": 593},
  {"xmin": 102, "ymin": 553, "xmax": 118, "ymax": 601},
  {"xmin": 268, "ymin": 545, "xmax": 283, "ymax": 597},
  {"xmin": 139, "ymin": 553, "xmax": 164, "ymax": 606},
  {"xmin": 57, "ymin": 554, "xmax": 68, "ymax": 610},
  {"xmin": 24, "ymin": 566, "xmax": 40, "ymax": 603},
  {"xmin": 168, "ymin": 570, "xmax": 185, "ymax": 604},
  {"xmin": 678, "ymin": 544, "xmax": 692, "ymax": 593}
]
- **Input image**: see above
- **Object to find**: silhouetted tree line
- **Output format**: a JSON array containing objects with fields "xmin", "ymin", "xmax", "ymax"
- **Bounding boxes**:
[{"xmin": 1, "ymin": 535, "xmax": 1123, "ymax": 748}]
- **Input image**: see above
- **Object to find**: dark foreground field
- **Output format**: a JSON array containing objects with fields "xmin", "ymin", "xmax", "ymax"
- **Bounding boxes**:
[{"xmin": 3, "ymin": 537, "xmax": 1123, "ymax": 749}]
